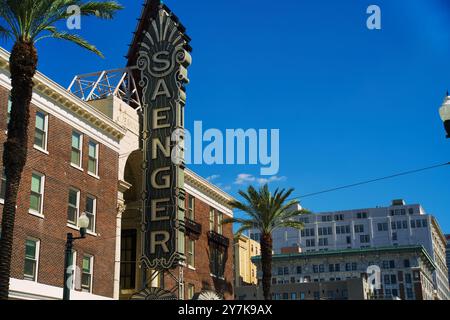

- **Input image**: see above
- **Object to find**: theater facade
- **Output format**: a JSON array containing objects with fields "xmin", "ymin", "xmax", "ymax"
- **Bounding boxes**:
[{"xmin": 0, "ymin": 0, "xmax": 234, "ymax": 300}]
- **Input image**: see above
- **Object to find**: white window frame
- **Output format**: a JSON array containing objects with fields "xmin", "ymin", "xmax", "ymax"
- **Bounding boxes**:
[
  {"xmin": 33, "ymin": 110, "xmax": 49, "ymax": 153},
  {"xmin": 67, "ymin": 188, "xmax": 80, "ymax": 226},
  {"xmin": 71, "ymin": 131, "xmax": 83, "ymax": 170},
  {"xmin": 24, "ymin": 238, "xmax": 40, "ymax": 282},
  {"xmin": 187, "ymin": 238, "xmax": 195, "ymax": 268},
  {"xmin": 5, "ymin": 95, "xmax": 12, "ymax": 134},
  {"xmin": 87, "ymin": 140, "xmax": 99, "ymax": 178},
  {"xmin": 29, "ymin": 172, "xmax": 45, "ymax": 217},
  {"xmin": 187, "ymin": 195, "xmax": 195, "ymax": 220},
  {"xmin": 209, "ymin": 208, "xmax": 215, "ymax": 232},
  {"xmin": 81, "ymin": 255, "xmax": 94, "ymax": 293},
  {"xmin": 70, "ymin": 250, "xmax": 77, "ymax": 290},
  {"xmin": 217, "ymin": 211, "xmax": 223, "ymax": 235},
  {"xmin": 0, "ymin": 167, "xmax": 6, "ymax": 204},
  {"xmin": 85, "ymin": 195, "xmax": 97, "ymax": 234}
]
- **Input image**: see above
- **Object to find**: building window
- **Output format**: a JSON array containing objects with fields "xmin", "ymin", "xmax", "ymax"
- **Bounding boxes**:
[
  {"xmin": 82, "ymin": 255, "xmax": 93, "ymax": 293},
  {"xmin": 318, "ymin": 238, "xmax": 329, "ymax": 246},
  {"xmin": 187, "ymin": 238, "xmax": 195, "ymax": 268},
  {"xmin": 354, "ymin": 225, "xmax": 364, "ymax": 233},
  {"xmin": 29, "ymin": 172, "xmax": 44, "ymax": 215},
  {"xmin": 377, "ymin": 223, "xmax": 388, "ymax": 231},
  {"xmin": 71, "ymin": 131, "xmax": 82, "ymax": 167},
  {"xmin": 187, "ymin": 195, "xmax": 195, "ymax": 220},
  {"xmin": 120, "ymin": 230, "xmax": 137, "ymax": 290},
  {"xmin": 85, "ymin": 196, "xmax": 96, "ymax": 233},
  {"xmin": 406, "ymin": 288, "xmax": 414, "ymax": 299},
  {"xmin": 6, "ymin": 95, "xmax": 12, "ymax": 125},
  {"xmin": 88, "ymin": 141, "xmax": 99, "ymax": 176},
  {"xmin": 187, "ymin": 284, "xmax": 195, "ymax": 300},
  {"xmin": 210, "ymin": 246, "xmax": 225, "ymax": 278},
  {"xmin": 405, "ymin": 273, "xmax": 412, "ymax": 284},
  {"xmin": 24, "ymin": 238, "xmax": 39, "ymax": 281},
  {"xmin": 278, "ymin": 267, "xmax": 283, "ymax": 276},
  {"xmin": 356, "ymin": 212, "xmax": 368, "ymax": 219},
  {"xmin": 68, "ymin": 250, "xmax": 77, "ymax": 289},
  {"xmin": 209, "ymin": 208, "xmax": 215, "ymax": 231},
  {"xmin": 296, "ymin": 266, "xmax": 302, "ymax": 274},
  {"xmin": 217, "ymin": 212, "xmax": 223, "ymax": 235},
  {"xmin": 67, "ymin": 188, "xmax": 80, "ymax": 226},
  {"xmin": 283, "ymin": 267, "xmax": 289, "ymax": 275},
  {"xmin": 404, "ymin": 259, "xmax": 410, "ymax": 268},
  {"xmin": 392, "ymin": 232, "xmax": 398, "ymax": 241},
  {"xmin": 0, "ymin": 167, "xmax": 6, "ymax": 201},
  {"xmin": 34, "ymin": 111, "xmax": 48, "ymax": 151},
  {"xmin": 346, "ymin": 236, "xmax": 351, "ymax": 245},
  {"xmin": 360, "ymin": 235, "xmax": 370, "ymax": 243}
]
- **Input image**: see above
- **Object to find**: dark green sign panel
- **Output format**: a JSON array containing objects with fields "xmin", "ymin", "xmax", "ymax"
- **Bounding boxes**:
[{"xmin": 137, "ymin": 5, "xmax": 191, "ymax": 270}]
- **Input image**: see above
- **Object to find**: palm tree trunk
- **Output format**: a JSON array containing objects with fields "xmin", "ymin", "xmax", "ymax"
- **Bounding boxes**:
[
  {"xmin": 260, "ymin": 233, "xmax": 273, "ymax": 300},
  {"xmin": 0, "ymin": 41, "xmax": 37, "ymax": 300}
]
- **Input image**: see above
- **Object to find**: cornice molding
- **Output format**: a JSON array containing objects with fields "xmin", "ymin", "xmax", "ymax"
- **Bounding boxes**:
[{"xmin": 0, "ymin": 47, "xmax": 127, "ymax": 141}]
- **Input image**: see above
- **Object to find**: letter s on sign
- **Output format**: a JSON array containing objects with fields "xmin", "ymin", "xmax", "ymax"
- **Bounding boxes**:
[{"xmin": 152, "ymin": 51, "xmax": 171, "ymax": 72}]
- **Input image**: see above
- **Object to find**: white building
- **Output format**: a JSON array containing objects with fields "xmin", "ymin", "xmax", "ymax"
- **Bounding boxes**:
[{"xmin": 250, "ymin": 200, "xmax": 450, "ymax": 300}]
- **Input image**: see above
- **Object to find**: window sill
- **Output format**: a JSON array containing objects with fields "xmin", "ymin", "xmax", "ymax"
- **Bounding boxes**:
[
  {"xmin": 67, "ymin": 223, "xmax": 79, "ymax": 231},
  {"xmin": 188, "ymin": 265, "xmax": 196, "ymax": 271},
  {"xmin": 87, "ymin": 230, "xmax": 98, "ymax": 237},
  {"xmin": 33, "ymin": 146, "xmax": 49, "ymax": 155},
  {"xmin": 28, "ymin": 211, "xmax": 45, "ymax": 219},
  {"xmin": 87, "ymin": 172, "xmax": 100, "ymax": 180},
  {"xmin": 70, "ymin": 164, "xmax": 84, "ymax": 172},
  {"xmin": 0, "ymin": 199, "xmax": 4, "ymax": 205}
]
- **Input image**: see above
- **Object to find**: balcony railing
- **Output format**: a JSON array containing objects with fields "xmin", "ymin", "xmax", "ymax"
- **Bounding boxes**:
[
  {"xmin": 185, "ymin": 218, "xmax": 202, "ymax": 235},
  {"xmin": 207, "ymin": 231, "xmax": 230, "ymax": 248}
]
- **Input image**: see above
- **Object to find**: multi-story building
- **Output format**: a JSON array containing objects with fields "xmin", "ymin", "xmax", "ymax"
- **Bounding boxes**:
[
  {"xmin": 446, "ymin": 235, "xmax": 450, "ymax": 286},
  {"xmin": 237, "ymin": 245, "xmax": 436, "ymax": 300},
  {"xmin": 236, "ymin": 278, "xmax": 370, "ymax": 301},
  {"xmin": 0, "ymin": 47, "xmax": 127, "ymax": 300},
  {"xmin": 234, "ymin": 234, "xmax": 260, "ymax": 289},
  {"xmin": 70, "ymin": 72, "xmax": 235, "ymax": 300},
  {"xmin": 250, "ymin": 200, "xmax": 449, "ymax": 300}
]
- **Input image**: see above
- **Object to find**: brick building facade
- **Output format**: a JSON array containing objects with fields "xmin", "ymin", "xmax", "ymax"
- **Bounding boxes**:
[{"xmin": 0, "ymin": 47, "xmax": 126, "ymax": 300}]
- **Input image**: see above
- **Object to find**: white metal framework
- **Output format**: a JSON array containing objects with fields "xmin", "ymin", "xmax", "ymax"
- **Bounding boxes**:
[{"xmin": 68, "ymin": 68, "xmax": 141, "ymax": 109}]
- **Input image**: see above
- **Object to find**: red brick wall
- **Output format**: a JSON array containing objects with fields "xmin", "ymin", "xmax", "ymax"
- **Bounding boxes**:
[
  {"xmin": 0, "ymin": 85, "xmax": 119, "ymax": 298},
  {"xmin": 162, "ymin": 193, "xmax": 234, "ymax": 300}
]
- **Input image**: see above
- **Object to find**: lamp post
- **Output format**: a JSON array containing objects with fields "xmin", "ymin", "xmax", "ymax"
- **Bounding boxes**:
[
  {"xmin": 63, "ymin": 213, "xmax": 90, "ymax": 300},
  {"xmin": 439, "ymin": 94, "xmax": 450, "ymax": 138}
]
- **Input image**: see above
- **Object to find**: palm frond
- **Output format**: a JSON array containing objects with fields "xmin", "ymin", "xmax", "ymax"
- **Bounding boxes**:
[
  {"xmin": 35, "ymin": 28, "xmax": 104, "ymax": 58},
  {"xmin": 79, "ymin": 1, "xmax": 124, "ymax": 19}
]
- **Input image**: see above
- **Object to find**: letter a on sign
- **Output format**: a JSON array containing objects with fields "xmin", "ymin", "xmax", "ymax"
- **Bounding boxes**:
[{"xmin": 366, "ymin": 5, "xmax": 381, "ymax": 30}]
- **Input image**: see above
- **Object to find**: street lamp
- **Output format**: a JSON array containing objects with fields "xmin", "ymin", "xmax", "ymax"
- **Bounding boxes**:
[
  {"xmin": 63, "ymin": 213, "xmax": 90, "ymax": 300},
  {"xmin": 439, "ymin": 94, "xmax": 450, "ymax": 138}
]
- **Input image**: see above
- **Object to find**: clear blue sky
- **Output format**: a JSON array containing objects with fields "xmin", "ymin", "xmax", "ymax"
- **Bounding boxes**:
[{"xmin": 3, "ymin": 1, "xmax": 450, "ymax": 232}]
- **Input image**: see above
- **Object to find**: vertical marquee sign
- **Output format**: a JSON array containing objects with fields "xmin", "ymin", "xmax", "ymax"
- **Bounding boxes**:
[{"xmin": 136, "ymin": 5, "xmax": 192, "ymax": 270}]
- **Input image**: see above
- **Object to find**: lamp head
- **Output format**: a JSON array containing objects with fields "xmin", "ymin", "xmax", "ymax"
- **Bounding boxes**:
[{"xmin": 78, "ymin": 213, "xmax": 90, "ymax": 238}]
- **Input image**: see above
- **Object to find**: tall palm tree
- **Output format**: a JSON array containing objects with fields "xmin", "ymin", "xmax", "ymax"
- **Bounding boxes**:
[
  {"xmin": 224, "ymin": 184, "xmax": 309, "ymax": 300},
  {"xmin": 0, "ymin": 0, "xmax": 123, "ymax": 300}
]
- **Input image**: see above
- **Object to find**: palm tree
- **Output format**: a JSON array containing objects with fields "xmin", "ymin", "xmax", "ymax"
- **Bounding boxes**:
[
  {"xmin": 0, "ymin": 0, "xmax": 123, "ymax": 300},
  {"xmin": 223, "ymin": 184, "xmax": 309, "ymax": 300}
]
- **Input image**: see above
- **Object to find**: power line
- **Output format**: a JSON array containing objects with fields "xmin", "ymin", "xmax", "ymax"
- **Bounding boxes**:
[{"xmin": 292, "ymin": 161, "xmax": 450, "ymax": 200}]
